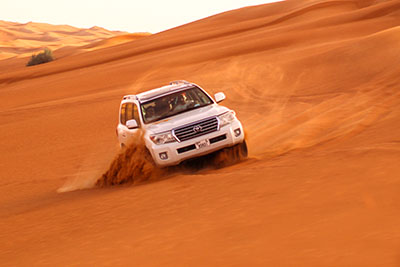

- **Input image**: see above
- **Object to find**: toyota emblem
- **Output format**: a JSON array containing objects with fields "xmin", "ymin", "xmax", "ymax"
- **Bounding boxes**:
[{"xmin": 193, "ymin": 125, "xmax": 203, "ymax": 133}]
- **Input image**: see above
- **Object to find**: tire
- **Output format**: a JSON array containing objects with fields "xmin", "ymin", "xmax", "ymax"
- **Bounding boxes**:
[
  {"xmin": 143, "ymin": 147, "xmax": 156, "ymax": 167},
  {"xmin": 231, "ymin": 140, "xmax": 248, "ymax": 161},
  {"xmin": 239, "ymin": 140, "xmax": 248, "ymax": 159},
  {"xmin": 212, "ymin": 140, "xmax": 248, "ymax": 168}
]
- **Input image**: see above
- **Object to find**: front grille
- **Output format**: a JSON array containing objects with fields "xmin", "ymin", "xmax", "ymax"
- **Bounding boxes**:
[{"xmin": 173, "ymin": 117, "xmax": 218, "ymax": 142}]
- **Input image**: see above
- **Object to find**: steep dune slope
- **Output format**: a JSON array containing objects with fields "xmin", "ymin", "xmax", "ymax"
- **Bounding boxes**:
[{"xmin": 1, "ymin": 0, "xmax": 400, "ymax": 266}]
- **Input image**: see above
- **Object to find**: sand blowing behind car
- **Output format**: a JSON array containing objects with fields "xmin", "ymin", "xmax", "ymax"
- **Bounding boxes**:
[{"xmin": 116, "ymin": 80, "xmax": 247, "ymax": 167}]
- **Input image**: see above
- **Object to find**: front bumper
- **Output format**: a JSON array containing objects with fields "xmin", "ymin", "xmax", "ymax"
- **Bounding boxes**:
[{"xmin": 146, "ymin": 120, "xmax": 244, "ymax": 167}]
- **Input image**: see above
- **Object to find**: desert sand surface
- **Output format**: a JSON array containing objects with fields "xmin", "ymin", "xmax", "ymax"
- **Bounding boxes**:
[{"xmin": 1, "ymin": 0, "xmax": 400, "ymax": 266}]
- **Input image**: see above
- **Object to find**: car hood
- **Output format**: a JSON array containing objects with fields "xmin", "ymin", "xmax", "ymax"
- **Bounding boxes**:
[{"xmin": 144, "ymin": 104, "xmax": 229, "ymax": 134}]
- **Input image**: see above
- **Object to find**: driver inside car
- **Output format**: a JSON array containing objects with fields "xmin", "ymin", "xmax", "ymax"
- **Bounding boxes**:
[
  {"xmin": 145, "ymin": 105, "xmax": 156, "ymax": 122},
  {"xmin": 172, "ymin": 94, "xmax": 189, "ymax": 112}
]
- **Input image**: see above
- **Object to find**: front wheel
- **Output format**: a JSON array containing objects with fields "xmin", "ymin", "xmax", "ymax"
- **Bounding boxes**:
[
  {"xmin": 213, "ymin": 140, "xmax": 248, "ymax": 168},
  {"xmin": 238, "ymin": 140, "xmax": 248, "ymax": 159}
]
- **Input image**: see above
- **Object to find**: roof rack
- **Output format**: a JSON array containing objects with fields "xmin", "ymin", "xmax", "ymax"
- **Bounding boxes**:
[
  {"xmin": 122, "ymin": 95, "xmax": 138, "ymax": 100},
  {"xmin": 169, "ymin": 80, "xmax": 190, "ymax": 85}
]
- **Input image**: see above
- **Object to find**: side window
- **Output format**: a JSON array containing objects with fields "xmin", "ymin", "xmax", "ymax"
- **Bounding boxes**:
[
  {"xmin": 120, "ymin": 103, "xmax": 127, "ymax": 125},
  {"xmin": 121, "ymin": 102, "xmax": 141, "ymax": 127},
  {"xmin": 126, "ymin": 102, "xmax": 133, "ymax": 122}
]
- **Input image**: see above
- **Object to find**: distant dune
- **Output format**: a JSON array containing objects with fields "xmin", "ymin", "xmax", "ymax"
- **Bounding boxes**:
[
  {"xmin": 0, "ymin": 20, "xmax": 151, "ymax": 60},
  {"xmin": 1, "ymin": 0, "xmax": 400, "ymax": 266}
]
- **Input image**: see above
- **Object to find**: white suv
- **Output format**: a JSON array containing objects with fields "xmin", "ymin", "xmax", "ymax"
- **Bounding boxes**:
[{"xmin": 116, "ymin": 81, "xmax": 247, "ymax": 167}]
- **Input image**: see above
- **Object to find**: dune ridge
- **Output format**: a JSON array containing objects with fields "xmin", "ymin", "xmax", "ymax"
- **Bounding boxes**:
[
  {"xmin": 1, "ymin": 0, "xmax": 399, "ymax": 83},
  {"xmin": 0, "ymin": 20, "xmax": 151, "ymax": 61}
]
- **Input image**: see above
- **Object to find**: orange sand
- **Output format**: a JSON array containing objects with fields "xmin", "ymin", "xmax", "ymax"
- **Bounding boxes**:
[
  {"xmin": 0, "ymin": 20, "xmax": 150, "ymax": 60},
  {"xmin": 1, "ymin": 0, "xmax": 400, "ymax": 265}
]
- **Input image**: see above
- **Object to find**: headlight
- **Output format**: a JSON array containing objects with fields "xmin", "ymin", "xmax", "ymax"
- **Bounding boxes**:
[
  {"xmin": 218, "ymin": 110, "xmax": 236, "ymax": 128},
  {"xmin": 150, "ymin": 131, "xmax": 176, "ymax": 145}
]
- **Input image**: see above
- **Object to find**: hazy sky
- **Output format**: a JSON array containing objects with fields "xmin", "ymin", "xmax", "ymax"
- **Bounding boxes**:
[{"xmin": 2, "ymin": 0, "xmax": 281, "ymax": 33}]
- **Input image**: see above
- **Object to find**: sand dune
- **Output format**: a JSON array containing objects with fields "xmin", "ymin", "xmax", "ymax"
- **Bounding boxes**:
[
  {"xmin": 1, "ymin": 0, "xmax": 400, "ymax": 266},
  {"xmin": 0, "ymin": 20, "xmax": 148, "ymax": 60}
]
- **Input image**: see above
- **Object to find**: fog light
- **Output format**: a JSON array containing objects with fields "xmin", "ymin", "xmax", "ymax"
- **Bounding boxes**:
[
  {"xmin": 159, "ymin": 152, "xmax": 168, "ymax": 160},
  {"xmin": 234, "ymin": 128, "xmax": 241, "ymax": 137}
]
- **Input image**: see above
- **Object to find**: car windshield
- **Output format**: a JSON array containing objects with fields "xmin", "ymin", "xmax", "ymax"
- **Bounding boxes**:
[{"xmin": 140, "ymin": 86, "xmax": 213, "ymax": 123}]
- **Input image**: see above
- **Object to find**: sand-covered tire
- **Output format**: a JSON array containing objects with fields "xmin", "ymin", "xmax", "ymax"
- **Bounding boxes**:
[
  {"xmin": 212, "ymin": 140, "xmax": 248, "ymax": 168},
  {"xmin": 238, "ymin": 140, "xmax": 248, "ymax": 159},
  {"xmin": 97, "ymin": 142, "xmax": 157, "ymax": 186},
  {"xmin": 232, "ymin": 140, "xmax": 248, "ymax": 160},
  {"xmin": 143, "ymin": 147, "xmax": 156, "ymax": 166}
]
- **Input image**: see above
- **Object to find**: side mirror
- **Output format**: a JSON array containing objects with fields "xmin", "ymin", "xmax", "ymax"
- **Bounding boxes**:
[
  {"xmin": 126, "ymin": 119, "xmax": 138, "ymax": 129},
  {"xmin": 214, "ymin": 92, "xmax": 226, "ymax": 103}
]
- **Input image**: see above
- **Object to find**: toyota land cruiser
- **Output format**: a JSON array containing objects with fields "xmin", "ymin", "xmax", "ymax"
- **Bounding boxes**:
[{"xmin": 116, "ymin": 80, "xmax": 247, "ymax": 167}]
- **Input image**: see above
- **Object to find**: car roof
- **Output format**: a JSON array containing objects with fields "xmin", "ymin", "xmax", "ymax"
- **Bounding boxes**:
[{"xmin": 123, "ymin": 81, "xmax": 197, "ymax": 103}]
